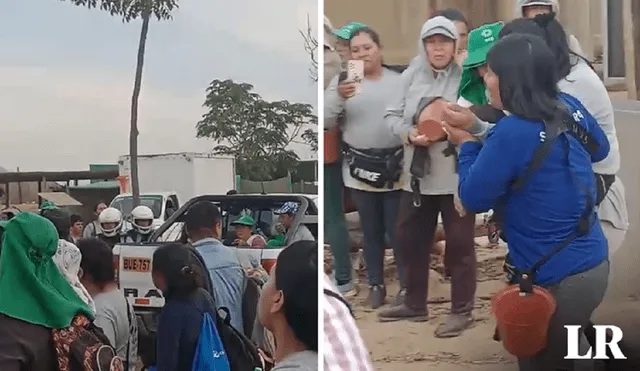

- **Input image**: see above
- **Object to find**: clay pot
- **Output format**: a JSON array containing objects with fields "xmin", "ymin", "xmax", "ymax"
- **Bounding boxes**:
[
  {"xmin": 324, "ymin": 128, "xmax": 341, "ymax": 164},
  {"xmin": 416, "ymin": 98, "xmax": 448, "ymax": 142}
]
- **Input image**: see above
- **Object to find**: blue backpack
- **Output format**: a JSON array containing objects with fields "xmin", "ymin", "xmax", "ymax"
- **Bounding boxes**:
[{"xmin": 192, "ymin": 312, "xmax": 231, "ymax": 371}]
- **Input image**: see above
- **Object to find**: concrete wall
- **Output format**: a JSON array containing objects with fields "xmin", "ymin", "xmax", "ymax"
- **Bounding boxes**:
[
  {"xmin": 604, "ymin": 100, "xmax": 640, "ymax": 299},
  {"xmin": 325, "ymin": 0, "xmax": 603, "ymax": 64}
]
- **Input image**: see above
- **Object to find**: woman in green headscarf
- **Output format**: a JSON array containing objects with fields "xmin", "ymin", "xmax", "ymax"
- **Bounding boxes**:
[{"xmin": 0, "ymin": 212, "xmax": 93, "ymax": 370}]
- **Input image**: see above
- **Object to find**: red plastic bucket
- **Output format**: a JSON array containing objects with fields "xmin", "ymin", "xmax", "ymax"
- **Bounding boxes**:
[{"xmin": 491, "ymin": 285, "xmax": 557, "ymax": 358}]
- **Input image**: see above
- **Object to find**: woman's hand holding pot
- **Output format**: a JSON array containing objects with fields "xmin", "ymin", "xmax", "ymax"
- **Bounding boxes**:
[
  {"xmin": 442, "ymin": 103, "xmax": 475, "ymax": 130},
  {"xmin": 441, "ymin": 120, "xmax": 477, "ymax": 146},
  {"xmin": 408, "ymin": 128, "xmax": 432, "ymax": 147}
]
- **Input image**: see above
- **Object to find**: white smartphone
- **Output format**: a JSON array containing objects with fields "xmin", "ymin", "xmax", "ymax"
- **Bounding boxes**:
[{"xmin": 346, "ymin": 60, "xmax": 364, "ymax": 95}]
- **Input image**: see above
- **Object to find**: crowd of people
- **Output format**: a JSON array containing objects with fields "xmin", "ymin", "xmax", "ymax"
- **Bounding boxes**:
[
  {"xmin": 0, "ymin": 198, "xmax": 319, "ymax": 370},
  {"xmin": 324, "ymin": 0, "xmax": 628, "ymax": 369}
]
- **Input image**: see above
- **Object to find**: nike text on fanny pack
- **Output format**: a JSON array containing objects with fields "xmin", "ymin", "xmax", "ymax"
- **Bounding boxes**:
[{"xmin": 353, "ymin": 168, "xmax": 381, "ymax": 182}]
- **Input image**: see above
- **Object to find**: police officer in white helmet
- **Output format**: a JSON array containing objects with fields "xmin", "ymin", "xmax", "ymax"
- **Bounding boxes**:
[
  {"xmin": 96, "ymin": 207, "xmax": 125, "ymax": 248},
  {"xmin": 123, "ymin": 205, "xmax": 155, "ymax": 244}
]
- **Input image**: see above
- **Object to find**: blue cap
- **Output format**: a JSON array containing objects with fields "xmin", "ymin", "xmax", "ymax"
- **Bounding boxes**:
[{"xmin": 274, "ymin": 202, "xmax": 299, "ymax": 215}]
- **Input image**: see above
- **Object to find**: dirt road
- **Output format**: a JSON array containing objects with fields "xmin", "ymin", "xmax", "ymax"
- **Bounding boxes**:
[
  {"xmin": 350, "ymin": 240, "xmax": 518, "ymax": 370},
  {"xmin": 350, "ymin": 238, "xmax": 640, "ymax": 370}
]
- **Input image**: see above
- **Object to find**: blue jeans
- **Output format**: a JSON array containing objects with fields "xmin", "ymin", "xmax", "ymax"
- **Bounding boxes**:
[{"xmin": 350, "ymin": 189, "xmax": 404, "ymax": 287}]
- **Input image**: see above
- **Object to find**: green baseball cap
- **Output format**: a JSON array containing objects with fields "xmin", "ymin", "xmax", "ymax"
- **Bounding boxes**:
[
  {"xmin": 332, "ymin": 21, "xmax": 368, "ymax": 40},
  {"xmin": 463, "ymin": 22, "xmax": 504, "ymax": 69},
  {"xmin": 231, "ymin": 215, "xmax": 256, "ymax": 227}
]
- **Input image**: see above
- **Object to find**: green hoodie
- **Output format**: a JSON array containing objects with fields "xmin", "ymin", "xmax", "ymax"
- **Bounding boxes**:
[
  {"xmin": 0, "ymin": 212, "xmax": 93, "ymax": 329},
  {"xmin": 458, "ymin": 22, "xmax": 503, "ymax": 106}
]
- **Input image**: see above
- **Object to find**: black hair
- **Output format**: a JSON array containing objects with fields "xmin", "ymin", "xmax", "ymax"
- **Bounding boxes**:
[
  {"xmin": 433, "ymin": 8, "xmax": 469, "ymax": 27},
  {"xmin": 501, "ymin": 14, "xmax": 593, "ymax": 82},
  {"xmin": 531, "ymin": 12, "xmax": 594, "ymax": 76},
  {"xmin": 76, "ymin": 238, "xmax": 115, "ymax": 287},
  {"xmin": 499, "ymin": 18, "xmax": 545, "ymax": 39},
  {"xmin": 226, "ymin": 189, "xmax": 238, "ymax": 195},
  {"xmin": 70, "ymin": 214, "xmax": 83, "ymax": 225},
  {"xmin": 275, "ymin": 240, "xmax": 318, "ymax": 351},
  {"xmin": 184, "ymin": 201, "xmax": 221, "ymax": 234},
  {"xmin": 351, "ymin": 27, "xmax": 393, "ymax": 70},
  {"xmin": 152, "ymin": 243, "xmax": 205, "ymax": 300},
  {"xmin": 94, "ymin": 200, "xmax": 107, "ymax": 212},
  {"xmin": 41, "ymin": 208, "xmax": 71, "ymax": 240},
  {"xmin": 487, "ymin": 33, "xmax": 561, "ymax": 122},
  {"xmin": 349, "ymin": 27, "xmax": 381, "ymax": 46}
]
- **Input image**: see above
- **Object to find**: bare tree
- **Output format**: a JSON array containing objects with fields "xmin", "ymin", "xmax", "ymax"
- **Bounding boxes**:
[
  {"xmin": 299, "ymin": 13, "xmax": 318, "ymax": 82},
  {"xmin": 61, "ymin": 0, "xmax": 178, "ymax": 207}
]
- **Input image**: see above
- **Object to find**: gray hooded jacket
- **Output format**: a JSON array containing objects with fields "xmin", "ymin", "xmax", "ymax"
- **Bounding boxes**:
[{"xmin": 386, "ymin": 16, "xmax": 462, "ymax": 195}]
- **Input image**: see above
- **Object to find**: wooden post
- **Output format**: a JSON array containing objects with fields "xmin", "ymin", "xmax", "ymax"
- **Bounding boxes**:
[
  {"xmin": 623, "ymin": 0, "xmax": 638, "ymax": 99},
  {"xmin": 633, "ymin": 0, "xmax": 640, "ymax": 99},
  {"xmin": 16, "ymin": 167, "xmax": 22, "ymax": 204}
]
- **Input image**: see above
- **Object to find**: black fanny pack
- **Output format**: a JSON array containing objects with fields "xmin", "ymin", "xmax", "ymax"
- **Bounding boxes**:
[
  {"xmin": 492, "ymin": 110, "xmax": 601, "ymax": 293},
  {"xmin": 344, "ymin": 145, "xmax": 403, "ymax": 189}
]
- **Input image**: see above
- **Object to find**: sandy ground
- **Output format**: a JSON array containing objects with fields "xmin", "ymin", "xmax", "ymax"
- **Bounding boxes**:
[
  {"xmin": 348, "ymin": 239, "xmax": 518, "ymax": 370},
  {"xmin": 345, "ymin": 235, "xmax": 640, "ymax": 371}
]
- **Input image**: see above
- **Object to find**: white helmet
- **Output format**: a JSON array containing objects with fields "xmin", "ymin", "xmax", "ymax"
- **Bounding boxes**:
[
  {"xmin": 131, "ymin": 205, "xmax": 154, "ymax": 234},
  {"xmin": 98, "ymin": 207, "xmax": 123, "ymax": 237}
]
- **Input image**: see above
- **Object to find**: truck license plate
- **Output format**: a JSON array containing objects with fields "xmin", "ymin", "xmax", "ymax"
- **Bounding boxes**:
[{"xmin": 123, "ymin": 258, "xmax": 151, "ymax": 272}]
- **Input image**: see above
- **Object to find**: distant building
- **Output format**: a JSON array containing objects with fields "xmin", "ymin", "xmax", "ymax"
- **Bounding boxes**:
[
  {"xmin": 0, "ymin": 166, "xmax": 64, "ymax": 205},
  {"xmin": 326, "ymin": 0, "xmax": 604, "ymax": 64}
]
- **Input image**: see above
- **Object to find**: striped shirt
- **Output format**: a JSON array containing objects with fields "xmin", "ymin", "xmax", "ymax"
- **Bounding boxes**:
[{"xmin": 323, "ymin": 275, "xmax": 374, "ymax": 371}]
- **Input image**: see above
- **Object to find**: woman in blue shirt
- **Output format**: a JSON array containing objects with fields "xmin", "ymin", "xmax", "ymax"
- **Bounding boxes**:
[
  {"xmin": 152, "ymin": 243, "xmax": 217, "ymax": 371},
  {"xmin": 442, "ymin": 34, "xmax": 610, "ymax": 371}
]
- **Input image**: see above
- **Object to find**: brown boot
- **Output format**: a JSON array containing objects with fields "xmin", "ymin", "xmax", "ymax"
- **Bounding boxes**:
[
  {"xmin": 377, "ymin": 303, "xmax": 428, "ymax": 323},
  {"xmin": 434, "ymin": 313, "xmax": 474, "ymax": 338}
]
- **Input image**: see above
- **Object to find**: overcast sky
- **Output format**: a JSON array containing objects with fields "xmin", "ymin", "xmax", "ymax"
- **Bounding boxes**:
[{"xmin": 0, "ymin": 0, "xmax": 318, "ymax": 172}]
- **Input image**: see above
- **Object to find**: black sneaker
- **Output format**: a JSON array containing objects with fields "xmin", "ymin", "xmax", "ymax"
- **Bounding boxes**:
[
  {"xmin": 393, "ymin": 287, "xmax": 407, "ymax": 306},
  {"xmin": 367, "ymin": 285, "xmax": 386, "ymax": 309}
]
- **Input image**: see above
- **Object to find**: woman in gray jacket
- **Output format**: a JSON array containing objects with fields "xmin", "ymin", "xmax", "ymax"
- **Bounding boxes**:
[
  {"xmin": 325, "ymin": 27, "xmax": 405, "ymax": 309},
  {"xmin": 377, "ymin": 16, "xmax": 477, "ymax": 338}
]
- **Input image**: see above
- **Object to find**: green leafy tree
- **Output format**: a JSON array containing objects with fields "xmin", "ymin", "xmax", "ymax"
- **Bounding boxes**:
[
  {"xmin": 60, "ymin": 0, "xmax": 178, "ymax": 206},
  {"xmin": 196, "ymin": 79, "xmax": 317, "ymax": 181}
]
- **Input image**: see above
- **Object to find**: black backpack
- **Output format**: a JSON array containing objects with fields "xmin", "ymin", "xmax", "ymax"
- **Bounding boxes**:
[
  {"xmin": 242, "ymin": 275, "xmax": 262, "ymax": 338},
  {"xmin": 189, "ymin": 247, "xmax": 263, "ymax": 371},
  {"xmin": 215, "ymin": 306, "xmax": 263, "ymax": 370}
]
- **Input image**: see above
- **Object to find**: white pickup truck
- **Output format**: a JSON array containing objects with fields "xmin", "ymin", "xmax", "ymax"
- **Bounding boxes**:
[{"xmin": 112, "ymin": 194, "xmax": 317, "ymax": 365}]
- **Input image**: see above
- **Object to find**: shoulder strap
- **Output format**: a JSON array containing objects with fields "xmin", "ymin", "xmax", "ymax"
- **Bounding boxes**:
[
  {"xmin": 324, "ymin": 289, "xmax": 354, "ymax": 318},
  {"xmin": 124, "ymin": 298, "xmax": 133, "ymax": 369},
  {"xmin": 518, "ymin": 118, "xmax": 596, "ymax": 293}
]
